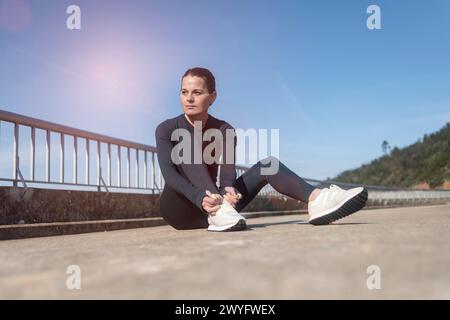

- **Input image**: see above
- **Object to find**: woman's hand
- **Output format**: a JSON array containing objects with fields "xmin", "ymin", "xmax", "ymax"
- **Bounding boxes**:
[
  {"xmin": 223, "ymin": 186, "xmax": 242, "ymax": 208},
  {"xmin": 201, "ymin": 190, "xmax": 223, "ymax": 215}
]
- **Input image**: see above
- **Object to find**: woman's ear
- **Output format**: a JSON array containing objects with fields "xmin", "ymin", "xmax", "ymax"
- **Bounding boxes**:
[{"xmin": 210, "ymin": 91, "xmax": 217, "ymax": 106}]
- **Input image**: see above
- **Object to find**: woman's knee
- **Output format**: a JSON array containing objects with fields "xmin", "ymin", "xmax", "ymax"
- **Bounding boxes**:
[
  {"xmin": 257, "ymin": 156, "xmax": 280, "ymax": 175},
  {"xmin": 258, "ymin": 156, "xmax": 279, "ymax": 165}
]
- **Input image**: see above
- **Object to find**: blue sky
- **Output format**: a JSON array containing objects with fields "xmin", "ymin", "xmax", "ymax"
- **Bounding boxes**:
[{"xmin": 1, "ymin": 0, "xmax": 450, "ymax": 181}]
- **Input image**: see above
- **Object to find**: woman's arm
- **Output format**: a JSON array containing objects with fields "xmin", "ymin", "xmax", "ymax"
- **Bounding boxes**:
[{"xmin": 155, "ymin": 121, "xmax": 207, "ymax": 211}]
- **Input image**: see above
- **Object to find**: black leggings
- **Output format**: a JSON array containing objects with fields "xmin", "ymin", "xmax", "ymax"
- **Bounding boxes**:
[{"xmin": 159, "ymin": 156, "xmax": 316, "ymax": 230}]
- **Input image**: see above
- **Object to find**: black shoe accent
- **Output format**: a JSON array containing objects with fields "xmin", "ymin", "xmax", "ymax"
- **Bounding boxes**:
[
  {"xmin": 225, "ymin": 219, "xmax": 247, "ymax": 231},
  {"xmin": 309, "ymin": 188, "xmax": 368, "ymax": 226}
]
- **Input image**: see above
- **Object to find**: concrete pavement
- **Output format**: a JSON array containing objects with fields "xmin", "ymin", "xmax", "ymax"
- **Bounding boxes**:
[{"xmin": 1, "ymin": 204, "xmax": 450, "ymax": 299}]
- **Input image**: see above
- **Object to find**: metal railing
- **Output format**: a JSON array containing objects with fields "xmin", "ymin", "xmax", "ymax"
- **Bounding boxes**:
[
  {"xmin": 2, "ymin": 108, "xmax": 450, "ymax": 202},
  {"xmin": 0, "ymin": 109, "xmax": 163, "ymax": 193}
]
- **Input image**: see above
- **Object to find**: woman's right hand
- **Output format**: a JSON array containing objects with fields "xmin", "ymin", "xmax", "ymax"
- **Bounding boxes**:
[{"xmin": 201, "ymin": 190, "xmax": 223, "ymax": 215}]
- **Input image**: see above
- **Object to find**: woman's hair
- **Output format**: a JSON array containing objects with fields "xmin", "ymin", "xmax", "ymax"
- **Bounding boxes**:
[{"xmin": 182, "ymin": 67, "xmax": 216, "ymax": 93}]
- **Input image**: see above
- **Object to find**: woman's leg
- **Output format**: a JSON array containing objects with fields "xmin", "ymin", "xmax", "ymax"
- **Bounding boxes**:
[
  {"xmin": 159, "ymin": 162, "xmax": 220, "ymax": 230},
  {"xmin": 233, "ymin": 156, "xmax": 316, "ymax": 213},
  {"xmin": 159, "ymin": 186, "xmax": 208, "ymax": 230}
]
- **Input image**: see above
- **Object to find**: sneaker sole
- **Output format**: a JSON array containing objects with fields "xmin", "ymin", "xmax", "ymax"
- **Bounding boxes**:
[
  {"xmin": 207, "ymin": 219, "xmax": 247, "ymax": 232},
  {"xmin": 309, "ymin": 188, "xmax": 368, "ymax": 225}
]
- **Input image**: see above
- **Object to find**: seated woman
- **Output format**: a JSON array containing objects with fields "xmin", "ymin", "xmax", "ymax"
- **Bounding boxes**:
[{"xmin": 155, "ymin": 67, "xmax": 368, "ymax": 232}]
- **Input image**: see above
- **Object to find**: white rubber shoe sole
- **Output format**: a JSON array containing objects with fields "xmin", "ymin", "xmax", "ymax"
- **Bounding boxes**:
[{"xmin": 309, "ymin": 188, "xmax": 368, "ymax": 225}]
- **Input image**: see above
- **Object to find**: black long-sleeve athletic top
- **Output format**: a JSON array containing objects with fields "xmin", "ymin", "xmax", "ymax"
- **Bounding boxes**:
[{"xmin": 155, "ymin": 113, "xmax": 237, "ymax": 211}]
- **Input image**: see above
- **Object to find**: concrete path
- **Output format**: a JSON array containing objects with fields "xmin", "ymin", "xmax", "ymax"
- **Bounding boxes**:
[{"xmin": 1, "ymin": 204, "xmax": 449, "ymax": 299}]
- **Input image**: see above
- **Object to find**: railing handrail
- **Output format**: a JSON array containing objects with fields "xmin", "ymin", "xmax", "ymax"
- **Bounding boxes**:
[{"xmin": 0, "ymin": 109, "xmax": 156, "ymax": 152}]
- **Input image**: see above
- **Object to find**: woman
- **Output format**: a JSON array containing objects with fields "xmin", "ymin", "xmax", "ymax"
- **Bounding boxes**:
[{"xmin": 155, "ymin": 67, "xmax": 368, "ymax": 231}]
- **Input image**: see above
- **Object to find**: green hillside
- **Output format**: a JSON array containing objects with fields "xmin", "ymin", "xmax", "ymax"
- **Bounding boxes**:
[{"xmin": 333, "ymin": 122, "xmax": 450, "ymax": 189}]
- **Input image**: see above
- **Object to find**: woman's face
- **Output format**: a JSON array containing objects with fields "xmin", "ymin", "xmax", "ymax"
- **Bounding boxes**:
[{"xmin": 180, "ymin": 75, "xmax": 216, "ymax": 116}]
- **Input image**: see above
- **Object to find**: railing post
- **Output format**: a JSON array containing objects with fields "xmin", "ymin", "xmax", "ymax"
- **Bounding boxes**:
[
  {"xmin": 98, "ymin": 166, "xmax": 101, "ymax": 192},
  {"xmin": 46, "ymin": 130, "xmax": 50, "ymax": 182},
  {"xmin": 136, "ymin": 149, "xmax": 139, "ymax": 189},
  {"xmin": 86, "ymin": 138, "xmax": 90, "ymax": 185},
  {"xmin": 30, "ymin": 126, "xmax": 35, "ymax": 181},
  {"xmin": 60, "ymin": 132, "xmax": 64, "ymax": 183},
  {"xmin": 73, "ymin": 136, "xmax": 78, "ymax": 184},
  {"xmin": 13, "ymin": 122, "xmax": 19, "ymax": 187},
  {"xmin": 144, "ymin": 151, "xmax": 148, "ymax": 189},
  {"xmin": 107, "ymin": 143, "xmax": 111, "ymax": 187},
  {"xmin": 152, "ymin": 152, "xmax": 156, "ymax": 192},
  {"xmin": 127, "ymin": 147, "xmax": 131, "ymax": 188},
  {"xmin": 97, "ymin": 141, "xmax": 101, "ymax": 187},
  {"xmin": 118, "ymin": 145, "xmax": 121, "ymax": 187}
]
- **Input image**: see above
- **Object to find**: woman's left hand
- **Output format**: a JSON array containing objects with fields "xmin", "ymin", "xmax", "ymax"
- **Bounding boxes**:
[{"xmin": 223, "ymin": 186, "xmax": 242, "ymax": 208}]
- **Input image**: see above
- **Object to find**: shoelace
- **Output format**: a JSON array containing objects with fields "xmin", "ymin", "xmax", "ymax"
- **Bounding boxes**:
[
  {"xmin": 309, "ymin": 184, "xmax": 345, "ymax": 205},
  {"xmin": 210, "ymin": 199, "xmax": 234, "ymax": 217},
  {"xmin": 221, "ymin": 199, "xmax": 237, "ymax": 211}
]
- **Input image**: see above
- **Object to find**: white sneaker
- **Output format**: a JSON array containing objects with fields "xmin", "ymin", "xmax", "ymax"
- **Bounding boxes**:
[
  {"xmin": 308, "ymin": 184, "xmax": 368, "ymax": 225},
  {"xmin": 207, "ymin": 199, "xmax": 247, "ymax": 232}
]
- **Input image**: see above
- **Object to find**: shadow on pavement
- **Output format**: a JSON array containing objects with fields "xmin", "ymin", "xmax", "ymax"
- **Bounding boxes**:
[
  {"xmin": 245, "ymin": 220, "xmax": 372, "ymax": 230},
  {"xmin": 246, "ymin": 219, "xmax": 304, "ymax": 229}
]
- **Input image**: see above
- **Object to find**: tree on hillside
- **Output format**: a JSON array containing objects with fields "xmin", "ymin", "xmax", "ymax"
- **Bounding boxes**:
[{"xmin": 381, "ymin": 140, "xmax": 391, "ymax": 155}]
